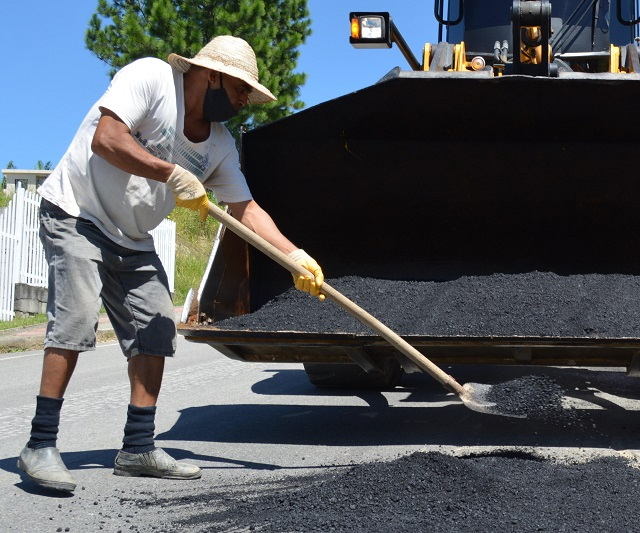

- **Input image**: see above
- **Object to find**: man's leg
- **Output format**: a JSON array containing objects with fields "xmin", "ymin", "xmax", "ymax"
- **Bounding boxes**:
[
  {"xmin": 113, "ymin": 354, "xmax": 201, "ymax": 479},
  {"xmin": 29, "ymin": 348, "xmax": 79, "ymax": 450},
  {"xmin": 20, "ymin": 201, "xmax": 106, "ymax": 492},
  {"xmin": 39, "ymin": 348, "xmax": 79, "ymax": 398},
  {"xmin": 121, "ymin": 355, "xmax": 164, "ymax": 455},
  {"xmin": 128, "ymin": 353, "xmax": 164, "ymax": 407},
  {"xmin": 18, "ymin": 348, "xmax": 80, "ymax": 492},
  {"xmin": 100, "ymin": 244, "xmax": 200, "ymax": 480}
]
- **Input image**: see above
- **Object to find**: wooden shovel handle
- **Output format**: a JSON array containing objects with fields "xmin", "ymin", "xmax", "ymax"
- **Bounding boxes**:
[{"xmin": 207, "ymin": 202, "xmax": 466, "ymax": 396}]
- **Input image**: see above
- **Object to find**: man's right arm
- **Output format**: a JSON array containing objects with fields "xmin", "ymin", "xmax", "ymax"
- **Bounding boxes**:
[
  {"xmin": 91, "ymin": 107, "xmax": 174, "ymax": 182},
  {"xmin": 92, "ymin": 108, "xmax": 209, "ymax": 221}
]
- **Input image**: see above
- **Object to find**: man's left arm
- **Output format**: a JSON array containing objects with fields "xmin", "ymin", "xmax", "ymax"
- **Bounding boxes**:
[{"xmin": 227, "ymin": 199, "xmax": 324, "ymax": 300}]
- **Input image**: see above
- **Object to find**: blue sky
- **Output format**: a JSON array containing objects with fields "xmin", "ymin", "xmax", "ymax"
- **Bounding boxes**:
[{"xmin": 1, "ymin": 1, "xmax": 438, "ymax": 170}]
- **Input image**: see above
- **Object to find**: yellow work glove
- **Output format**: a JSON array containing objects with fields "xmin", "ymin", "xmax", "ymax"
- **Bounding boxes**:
[
  {"xmin": 165, "ymin": 164, "xmax": 209, "ymax": 222},
  {"xmin": 288, "ymin": 249, "xmax": 325, "ymax": 301}
]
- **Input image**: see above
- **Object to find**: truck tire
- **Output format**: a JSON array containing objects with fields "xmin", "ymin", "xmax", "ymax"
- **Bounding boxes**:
[{"xmin": 303, "ymin": 360, "xmax": 404, "ymax": 389}]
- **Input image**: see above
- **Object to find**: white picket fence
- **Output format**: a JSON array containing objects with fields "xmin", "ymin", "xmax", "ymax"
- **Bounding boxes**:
[{"xmin": 0, "ymin": 185, "xmax": 176, "ymax": 321}]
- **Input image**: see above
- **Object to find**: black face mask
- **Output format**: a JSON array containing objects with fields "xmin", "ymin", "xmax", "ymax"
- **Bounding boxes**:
[{"xmin": 203, "ymin": 74, "xmax": 238, "ymax": 123}]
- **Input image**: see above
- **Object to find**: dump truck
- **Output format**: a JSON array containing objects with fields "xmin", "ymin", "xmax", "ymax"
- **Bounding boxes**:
[{"xmin": 178, "ymin": 0, "xmax": 640, "ymax": 388}]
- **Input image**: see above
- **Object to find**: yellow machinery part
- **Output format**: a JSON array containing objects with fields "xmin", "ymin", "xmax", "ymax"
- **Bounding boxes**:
[
  {"xmin": 610, "ymin": 44, "xmax": 622, "ymax": 73},
  {"xmin": 453, "ymin": 41, "xmax": 489, "ymax": 73},
  {"xmin": 423, "ymin": 43, "xmax": 432, "ymax": 71},
  {"xmin": 520, "ymin": 27, "xmax": 543, "ymax": 65},
  {"xmin": 454, "ymin": 42, "xmax": 465, "ymax": 71}
]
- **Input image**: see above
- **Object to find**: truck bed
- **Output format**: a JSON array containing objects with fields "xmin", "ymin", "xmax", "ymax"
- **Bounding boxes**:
[{"xmin": 179, "ymin": 70, "xmax": 640, "ymax": 378}]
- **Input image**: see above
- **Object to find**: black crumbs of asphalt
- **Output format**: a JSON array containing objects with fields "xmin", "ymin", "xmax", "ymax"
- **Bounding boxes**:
[
  {"xmin": 485, "ymin": 374, "xmax": 567, "ymax": 418},
  {"xmin": 215, "ymin": 272, "xmax": 640, "ymax": 338},
  {"xmin": 127, "ymin": 451, "xmax": 640, "ymax": 533}
]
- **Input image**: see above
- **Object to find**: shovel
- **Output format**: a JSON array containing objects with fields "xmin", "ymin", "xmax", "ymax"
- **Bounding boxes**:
[{"xmin": 206, "ymin": 202, "xmax": 515, "ymax": 417}]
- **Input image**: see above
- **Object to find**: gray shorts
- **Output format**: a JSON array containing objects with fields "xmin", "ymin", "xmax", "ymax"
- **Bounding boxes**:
[{"xmin": 39, "ymin": 199, "xmax": 176, "ymax": 358}]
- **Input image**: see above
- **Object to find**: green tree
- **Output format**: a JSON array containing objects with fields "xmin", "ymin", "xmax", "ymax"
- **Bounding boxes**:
[
  {"xmin": 35, "ymin": 160, "xmax": 52, "ymax": 170},
  {"xmin": 85, "ymin": 0, "xmax": 311, "ymax": 137}
]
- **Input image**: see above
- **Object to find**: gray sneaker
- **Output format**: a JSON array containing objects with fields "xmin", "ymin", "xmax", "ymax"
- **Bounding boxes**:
[
  {"xmin": 17, "ymin": 446, "xmax": 77, "ymax": 492},
  {"xmin": 114, "ymin": 448, "xmax": 201, "ymax": 479}
]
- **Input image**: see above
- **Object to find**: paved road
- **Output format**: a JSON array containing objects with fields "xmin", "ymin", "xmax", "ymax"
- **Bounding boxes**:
[{"xmin": 2, "ymin": 335, "xmax": 640, "ymax": 531}]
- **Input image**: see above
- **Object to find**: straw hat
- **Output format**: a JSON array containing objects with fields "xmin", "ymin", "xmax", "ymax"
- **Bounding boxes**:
[{"xmin": 168, "ymin": 35, "xmax": 276, "ymax": 104}]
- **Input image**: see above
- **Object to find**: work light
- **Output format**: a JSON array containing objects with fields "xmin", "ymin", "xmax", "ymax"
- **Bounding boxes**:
[{"xmin": 349, "ymin": 12, "xmax": 392, "ymax": 48}]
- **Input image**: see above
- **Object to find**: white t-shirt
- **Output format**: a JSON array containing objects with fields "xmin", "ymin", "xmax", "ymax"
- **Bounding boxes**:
[{"xmin": 39, "ymin": 57, "xmax": 252, "ymax": 251}]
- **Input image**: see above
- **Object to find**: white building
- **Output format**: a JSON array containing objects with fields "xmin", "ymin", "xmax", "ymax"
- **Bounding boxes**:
[{"xmin": 2, "ymin": 169, "xmax": 52, "ymax": 193}]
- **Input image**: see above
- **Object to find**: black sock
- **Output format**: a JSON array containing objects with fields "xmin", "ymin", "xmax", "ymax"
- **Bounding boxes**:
[
  {"xmin": 122, "ymin": 404, "xmax": 156, "ymax": 454},
  {"xmin": 27, "ymin": 395, "xmax": 64, "ymax": 450}
]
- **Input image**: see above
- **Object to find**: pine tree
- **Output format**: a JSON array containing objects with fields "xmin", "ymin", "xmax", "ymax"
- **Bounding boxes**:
[{"xmin": 85, "ymin": 0, "xmax": 311, "ymax": 137}]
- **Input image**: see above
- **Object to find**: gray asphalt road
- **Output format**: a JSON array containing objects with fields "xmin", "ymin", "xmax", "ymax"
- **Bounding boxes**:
[{"xmin": 2, "ymin": 336, "xmax": 640, "ymax": 531}]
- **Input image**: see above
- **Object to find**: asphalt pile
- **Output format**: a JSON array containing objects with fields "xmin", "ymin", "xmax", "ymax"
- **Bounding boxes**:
[
  {"xmin": 215, "ymin": 272, "xmax": 640, "ymax": 338},
  {"xmin": 143, "ymin": 451, "xmax": 640, "ymax": 532},
  {"xmin": 486, "ymin": 374, "xmax": 566, "ymax": 418}
]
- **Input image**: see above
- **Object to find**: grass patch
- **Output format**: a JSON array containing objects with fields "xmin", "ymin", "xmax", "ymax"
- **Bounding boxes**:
[
  {"xmin": 0, "ymin": 313, "xmax": 47, "ymax": 330},
  {"xmin": 168, "ymin": 203, "xmax": 220, "ymax": 305}
]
